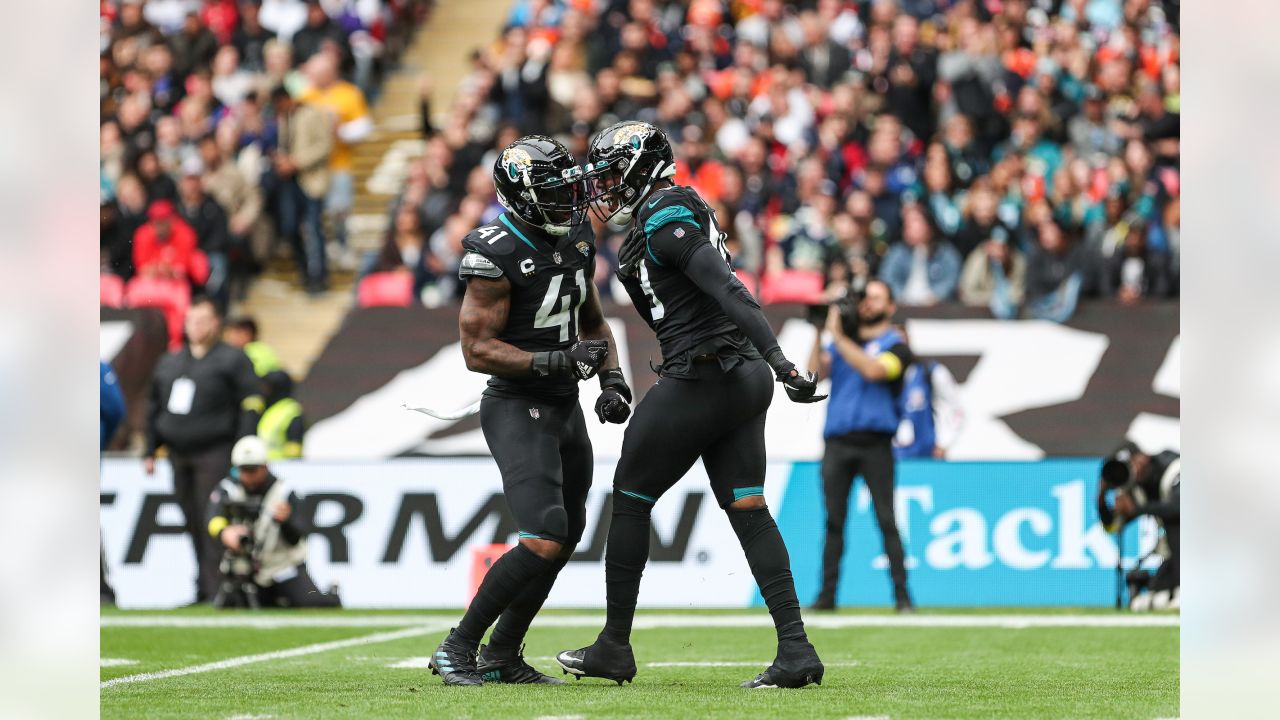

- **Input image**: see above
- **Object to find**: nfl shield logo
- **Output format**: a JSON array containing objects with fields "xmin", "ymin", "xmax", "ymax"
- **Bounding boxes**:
[
  {"xmin": 529, "ymin": 407, "xmax": 540, "ymax": 420},
  {"xmin": 674, "ymin": 227, "xmax": 685, "ymax": 238},
  {"xmin": 552, "ymin": 252, "xmax": 562, "ymax": 264}
]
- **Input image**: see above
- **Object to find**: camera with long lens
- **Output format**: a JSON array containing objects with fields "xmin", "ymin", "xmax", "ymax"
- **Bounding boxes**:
[
  {"xmin": 213, "ymin": 498, "xmax": 264, "ymax": 609},
  {"xmin": 806, "ymin": 289, "xmax": 863, "ymax": 337}
]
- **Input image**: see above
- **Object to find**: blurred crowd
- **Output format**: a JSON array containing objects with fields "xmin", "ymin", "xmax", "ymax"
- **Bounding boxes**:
[
  {"xmin": 100, "ymin": 0, "xmax": 431, "ymax": 320},
  {"xmin": 375, "ymin": 0, "xmax": 1178, "ymax": 322}
]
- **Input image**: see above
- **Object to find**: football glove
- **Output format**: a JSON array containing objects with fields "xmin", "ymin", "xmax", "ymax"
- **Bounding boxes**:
[
  {"xmin": 764, "ymin": 350, "xmax": 826, "ymax": 404},
  {"xmin": 595, "ymin": 368, "xmax": 632, "ymax": 424},
  {"xmin": 532, "ymin": 340, "xmax": 611, "ymax": 381}
]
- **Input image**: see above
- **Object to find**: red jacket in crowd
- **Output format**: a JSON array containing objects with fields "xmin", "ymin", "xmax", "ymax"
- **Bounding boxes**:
[{"xmin": 132, "ymin": 200, "xmax": 210, "ymax": 285}]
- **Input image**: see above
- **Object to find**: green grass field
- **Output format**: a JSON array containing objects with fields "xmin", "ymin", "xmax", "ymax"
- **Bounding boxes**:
[{"xmin": 101, "ymin": 608, "xmax": 1178, "ymax": 719}]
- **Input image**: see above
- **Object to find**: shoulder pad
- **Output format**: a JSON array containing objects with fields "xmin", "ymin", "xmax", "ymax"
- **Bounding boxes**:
[
  {"xmin": 459, "ymin": 250, "xmax": 504, "ymax": 280},
  {"xmin": 461, "ymin": 221, "xmax": 519, "ymax": 257},
  {"xmin": 638, "ymin": 187, "xmax": 703, "ymax": 239}
]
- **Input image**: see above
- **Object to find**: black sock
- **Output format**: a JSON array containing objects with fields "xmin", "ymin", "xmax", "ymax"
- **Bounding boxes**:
[
  {"xmin": 727, "ymin": 506, "xmax": 808, "ymax": 644},
  {"xmin": 487, "ymin": 552, "xmax": 572, "ymax": 656},
  {"xmin": 453, "ymin": 543, "xmax": 552, "ymax": 651},
  {"xmin": 600, "ymin": 490, "xmax": 655, "ymax": 645}
]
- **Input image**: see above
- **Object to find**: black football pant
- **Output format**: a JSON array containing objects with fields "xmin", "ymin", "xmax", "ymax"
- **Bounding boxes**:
[
  {"xmin": 613, "ymin": 358, "xmax": 774, "ymax": 508},
  {"xmin": 818, "ymin": 434, "xmax": 909, "ymax": 603},
  {"xmin": 453, "ymin": 393, "xmax": 593, "ymax": 651},
  {"xmin": 170, "ymin": 440, "xmax": 233, "ymax": 603},
  {"xmin": 602, "ymin": 358, "xmax": 807, "ymax": 646}
]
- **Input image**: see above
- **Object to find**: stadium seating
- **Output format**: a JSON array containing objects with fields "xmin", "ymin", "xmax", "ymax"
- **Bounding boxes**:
[
  {"xmin": 357, "ymin": 271, "xmax": 414, "ymax": 308},
  {"xmin": 759, "ymin": 270, "xmax": 825, "ymax": 305},
  {"xmin": 100, "ymin": 273, "xmax": 124, "ymax": 309},
  {"xmin": 124, "ymin": 276, "xmax": 191, "ymax": 350}
]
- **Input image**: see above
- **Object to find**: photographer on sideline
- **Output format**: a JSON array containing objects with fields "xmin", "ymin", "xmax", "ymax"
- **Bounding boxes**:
[
  {"xmin": 1098, "ymin": 442, "xmax": 1180, "ymax": 611},
  {"xmin": 206, "ymin": 436, "xmax": 340, "ymax": 608},
  {"xmin": 808, "ymin": 279, "xmax": 916, "ymax": 612}
]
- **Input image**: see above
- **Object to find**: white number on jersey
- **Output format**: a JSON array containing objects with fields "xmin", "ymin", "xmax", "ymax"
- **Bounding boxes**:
[
  {"xmin": 706, "ymin": 208, "xmax": 731, "ymax": 267},
  {"xmin": 534, "ymin": 269, "xmax": 588, "ymax": 342},
  {"xmin": 475, "ymin": 226, "xmax": 509, "ymax": 245},
  {"xmin": 638, "ymin": 261, "xmax": 666, "ymax": 322}
]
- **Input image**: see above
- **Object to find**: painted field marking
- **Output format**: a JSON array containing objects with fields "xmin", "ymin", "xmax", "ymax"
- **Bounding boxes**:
[
  {"xmin": 100, "ymin": 658, "xmax": 137, "ymax": 667},
  {"xmin": 101, "ymin": 625, "xmax": 441, "ymax": 689},
  {"xmin": 102, "ymin": 614, "xmax": 1179, "ymax": 630},
  {"xmin": 386, "ymin": 657, "xmax": 433, "ymax": 669},
  {"xmin": 647, "ymin": 661, "xmax": 860, "ymax": 668}
]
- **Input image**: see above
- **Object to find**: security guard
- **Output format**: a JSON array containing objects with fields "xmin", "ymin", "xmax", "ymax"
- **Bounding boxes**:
[
  {"xmin": 257, "ymin": 370, "xmax": 304, "ymax": 459},
  {"xmin": 144, "ymin": 297, "xmax": 264, "ymax": 602},
  {"xmin": 808, "ymin": 279, "xmax": 915, "ymax": 611}
]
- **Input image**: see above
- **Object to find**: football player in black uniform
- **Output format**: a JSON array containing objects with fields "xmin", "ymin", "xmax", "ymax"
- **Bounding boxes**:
[
  {"xmin": 428, "ymin": 136, "xmax": 633, "ymax": 686},
  {"xmin": 556, "ymin": 122, "xmax": 826, "ymax": 689}
]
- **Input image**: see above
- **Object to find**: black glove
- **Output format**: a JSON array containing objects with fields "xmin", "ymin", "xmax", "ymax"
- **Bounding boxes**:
[
  {"xmin": 531, "ymin": 340, "xmax": 610, "ymax": 380},
  {"xmin": 595, "ymin": 368, "xmax": 632, "ymax": 424},
  {"xmin": 764, "ymin": 348, "xmax": 827, "ymax": 404}
]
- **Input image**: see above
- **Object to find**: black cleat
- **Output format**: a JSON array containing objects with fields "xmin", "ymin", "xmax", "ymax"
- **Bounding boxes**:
[
  {"xmin": 477, "ymin": 644, "xmax": 564, "ymax": 684},
  {"xmin": 895, "ymin": 589, "xmax": 915, "ymax": 614},
  {"xmin": 810, "ymin": 595, "xmax": 836, "ymax": 611},
  {"xmin": 556, "ymin": 636, "xmax": 637, "ymax": 685},
  {"xmin": 741, "ymin": 640, "xmax": 825, "ymax": 689},
  {"xmin": 428, "ymin": 629, "xmax": 483, "ymax": 686}
]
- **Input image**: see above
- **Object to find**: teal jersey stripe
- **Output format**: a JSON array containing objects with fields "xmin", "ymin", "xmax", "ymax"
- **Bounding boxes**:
[
  {"xmin": 643, "ymin": 205, "xmax": 700, "ymax": 238},
  {"xmin": 732, "ymin": 486, "xmax": 765, "ymax": 501},
  {"xmin": 518, "ymin": 530, "xmax": 549, "ymax": 540},
  {"xmin": 498, "ymin": 213, "xmax": 538, "ymax": 250},
  {"xmin": 619, "ymin": 489, "xmax": 658, "ymax": 504}
]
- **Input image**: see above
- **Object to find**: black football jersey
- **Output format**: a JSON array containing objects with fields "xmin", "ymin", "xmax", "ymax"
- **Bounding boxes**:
[
  {"xmin": 619, "ymin": 185, "xmax": 742, "ymax": 362},
  {"xmin": 459, "ymin": 212, "xmax": 597, "ymax": 398}
]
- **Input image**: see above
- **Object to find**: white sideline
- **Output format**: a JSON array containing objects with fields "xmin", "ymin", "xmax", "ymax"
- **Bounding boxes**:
[
  {"xmin": 102, "ymin": 613, "xmax": 1178, "ymax": 630},
  {"xmin": 100, "ymin": 626, "xmax": 440, "ymax": 689}
]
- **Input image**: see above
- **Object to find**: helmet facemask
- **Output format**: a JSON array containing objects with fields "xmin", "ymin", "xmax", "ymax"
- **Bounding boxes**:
[
  {"xmin": 585, "ymin": 138, "xmax": 677, "ymax": 226},
  {"xmin": 495, "ymin": 144, "xmax": 589, "ymax": 236}
]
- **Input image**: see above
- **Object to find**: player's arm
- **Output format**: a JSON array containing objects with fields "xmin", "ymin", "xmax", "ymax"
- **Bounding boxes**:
[
  {"xmin": 653, "ymin": 223, "xmax": 822, "ymax": 402},
  {"xmin": 824, "ymin": 308, "xmax": 911, "ymax": 382},
  {"xmin": 578, "ymin": 282, "xmax": 632, "ymax": 423},
  {"xmin": 458, "ymin": 258, "xmax": 609, "ymax": 380},
  {"xmin": 458, "ymin": 274, "xmax": 535, "ymax": 378}
]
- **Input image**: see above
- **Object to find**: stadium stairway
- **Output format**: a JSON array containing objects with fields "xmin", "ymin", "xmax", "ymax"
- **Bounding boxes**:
[{"xmin": 234, "ymin": 0, "xmax": 510, "ymax": 380}]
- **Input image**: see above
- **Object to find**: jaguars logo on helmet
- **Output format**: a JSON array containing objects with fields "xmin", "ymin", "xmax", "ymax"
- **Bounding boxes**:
[
  {"xmin": 493, "ymin": 135, "xmax": 587, "ymax": 236},
  {"xmin": 585, "ymin": 121, "xmax": 676, "ymax": 226}
]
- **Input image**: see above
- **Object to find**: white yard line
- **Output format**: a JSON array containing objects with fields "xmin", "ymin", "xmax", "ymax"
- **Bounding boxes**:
[
  {"xmin": 100, "ymin": 658, "xmax": 138, "ymax": 667},
  {"xmin": 647, "ymin": 661, "xmax": 860, "ymax": 668},
  {"xmin": 102, "ymin": 613, "xmax": 1179, "ymax": 630},
  {"xmin": 101, "ymin": 626, "xmax": 440, "ymax": 689}
]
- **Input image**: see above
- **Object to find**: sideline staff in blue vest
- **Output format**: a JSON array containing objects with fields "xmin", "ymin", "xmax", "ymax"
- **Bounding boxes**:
[{"xmin": 808, "ymin": 279, "xmax": 915, "ymax": 611}]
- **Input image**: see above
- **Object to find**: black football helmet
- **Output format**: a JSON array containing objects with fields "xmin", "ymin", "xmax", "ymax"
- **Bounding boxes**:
[
  {"xmin": 492, "ymin": 135, "xmax": 587, "ymax": 236},
  {"xmin": 584, "ymin": 121, "xmax": 677, "ymax": 225}
]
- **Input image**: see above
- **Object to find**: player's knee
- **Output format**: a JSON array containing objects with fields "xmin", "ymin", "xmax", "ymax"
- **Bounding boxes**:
[
  {"xmin": 728, "ymin": 495, "xmax": 767, "ymax": 510},
  {"xmin": 612, "ymin": 489, "xmax": 656, "ymax": 517},
  {"xmin": 519, "ymin": 536, "xmax": 563, "ymax": 560}
]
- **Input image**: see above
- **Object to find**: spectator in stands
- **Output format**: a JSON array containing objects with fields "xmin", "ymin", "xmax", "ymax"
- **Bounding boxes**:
[
  {"xmin": 952, "ymin": 179, "xmax": 1013, "ymax": 264},
  {"xmin": 211, "ymin": 45, "xmax": 255, "ymax": 107},
  {"xmin": 878, "ymin": 204, "xmax": 961, "ymax": 306},
  {"xmin": 177, "ymin": 157, "xmax": 231, "ymax": 300},
  {"xmin": 144, "ymin": 297, "xmax": 263, "ymax": 603},
  {"xmin": 300, "ymin": 50, "xmax": 372, "ymax": 259},
  {"xmin": 224, "ymin": 315, "xmax": 282, "ymax": 377},
  {"xmin": 368, "ymin": 203, "xmax": 444, "ymax": 307},
  {"xmin": 959, "ymin": 238, "xmax": 1026, "ymax": 320},
  {"xmin": 232, "ymin": 0, "xmax": 273, "ymax": 72},
  {"xmin": 136, "ymin": 148, "xmax": 178, "ymax": 204},
  {"xmin": 133, "ymin": 199, "xmax": 210, "ymax": 289},
  {"xmin": 1099, "ymin": 222, "xmax": 1174, "ymax": 305},
  {"xmin": 107, "ymin": 173, "xmax": 150, "ymax": 279},
  {"xmin": 170, "ymin": 10, "xmax": 219, "ymax": 79},
  {"xmin": 199, "ymin": 134, "xmax": 262, "ymax": 301},
  {"xmin": 768, "ymin": 181, "xmax": 841, "ymax": 281},
  {"xmin": 1069, "ymin": 84, "xmax": 1122, "ymax": 159},
  {"xmin": 293, "ymin": 0, "xmax": 349, "ymax": 66},
  {"xmin": 258, "ymin": 369, "xmax": 305, "ymax": 459},
  {"xmin": 1025, "ymin": 221, "xmax": 1087, "ymax": 323},
  {"xmin": 271, "ymin": 85, "xmax": 332, "ymax": 295}
]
